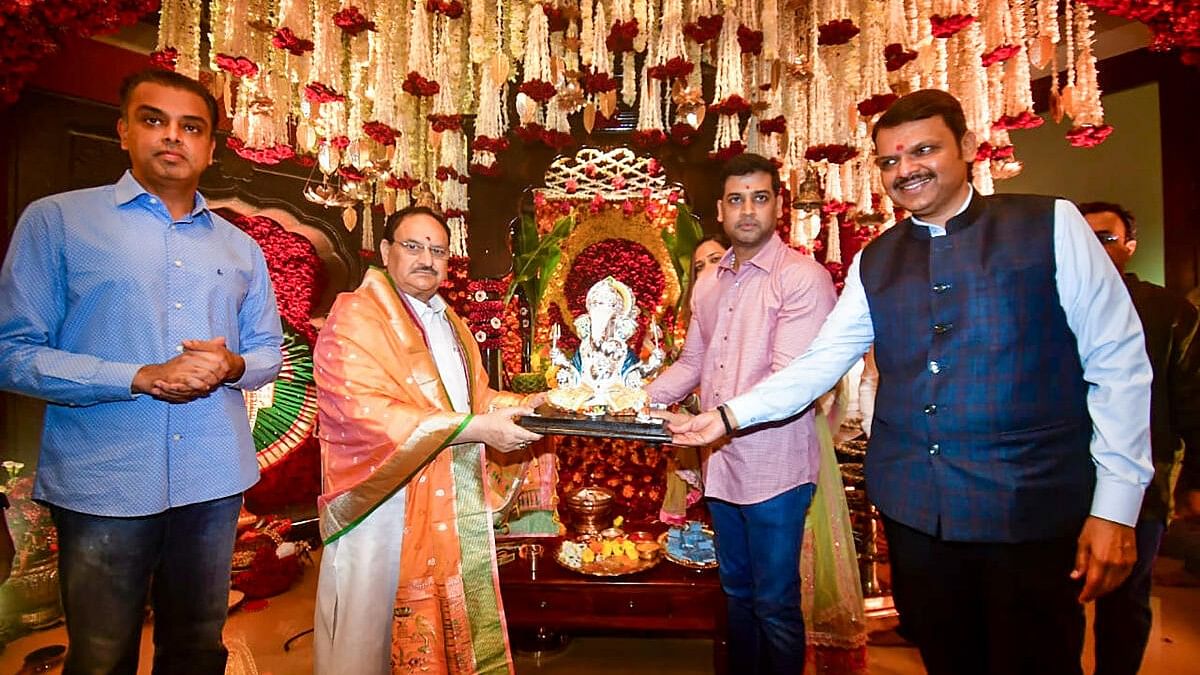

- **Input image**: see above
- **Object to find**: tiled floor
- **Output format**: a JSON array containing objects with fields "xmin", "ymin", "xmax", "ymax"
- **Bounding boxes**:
[{"xmin": 1, "ymin": 554, "xmax": 1196, "ymax": 674}]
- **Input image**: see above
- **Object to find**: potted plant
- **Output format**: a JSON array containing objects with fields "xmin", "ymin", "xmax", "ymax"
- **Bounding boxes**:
[{"xmin": 504, "ymin": 211, "xmax": 574, "ymax": 392}]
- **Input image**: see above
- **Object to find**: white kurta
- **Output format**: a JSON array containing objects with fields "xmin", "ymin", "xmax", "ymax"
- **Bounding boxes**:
[{"xmin": 313, "ymin": 292, "xmax": 470, "ymax": 675}]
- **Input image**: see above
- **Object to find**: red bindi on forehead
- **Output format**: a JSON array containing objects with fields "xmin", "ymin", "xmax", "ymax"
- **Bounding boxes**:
[{"xmin": 895, "ymin": 144, "xmax": 904, "ymax": 151}]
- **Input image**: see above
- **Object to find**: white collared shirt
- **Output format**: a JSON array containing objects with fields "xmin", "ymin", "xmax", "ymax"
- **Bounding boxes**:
[{"xmin": 405, "ymin": 292, "xmax": 470, "ymax": 413}]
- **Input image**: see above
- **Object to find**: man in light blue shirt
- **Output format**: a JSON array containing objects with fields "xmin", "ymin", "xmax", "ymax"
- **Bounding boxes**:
[{"xmin": 0, "ymin": 69, "xmax": 282, "ymax": 674}]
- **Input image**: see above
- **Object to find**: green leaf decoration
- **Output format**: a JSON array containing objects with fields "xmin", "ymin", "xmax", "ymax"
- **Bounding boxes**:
[
  {"xmin": 661, "ymin": 203, "xmax": 704, "ymax": 310},
  {"xmin": 504, "ymin": 213, "xmax": 575, "ymax": 310}
]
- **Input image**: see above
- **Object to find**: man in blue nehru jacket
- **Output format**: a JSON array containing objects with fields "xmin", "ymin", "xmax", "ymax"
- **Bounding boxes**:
[{"xmin": 670, "ymin": 89, "xmax": 1153, "ymax": 675}]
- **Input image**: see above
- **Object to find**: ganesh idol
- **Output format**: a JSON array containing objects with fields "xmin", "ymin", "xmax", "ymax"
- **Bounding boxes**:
[{"xmin": 546, "ymin": 276, "xmax": 664, "ymax": 415}]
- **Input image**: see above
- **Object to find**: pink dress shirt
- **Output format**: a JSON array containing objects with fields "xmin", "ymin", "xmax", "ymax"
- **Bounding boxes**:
[{"xmin": 647, "ymin": 234, "xmax": 837, "ymax": 504}]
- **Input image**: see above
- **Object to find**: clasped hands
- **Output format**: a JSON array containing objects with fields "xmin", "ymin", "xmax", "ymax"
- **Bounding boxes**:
[{"xmin": 132, "ymin": 337, "xmax": 246, "ymax": 403}]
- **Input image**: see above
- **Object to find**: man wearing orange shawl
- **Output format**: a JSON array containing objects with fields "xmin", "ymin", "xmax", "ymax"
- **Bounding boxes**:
[{"xmin": 313, "ymin": 207, "xmax": 541, "ymax": 675}]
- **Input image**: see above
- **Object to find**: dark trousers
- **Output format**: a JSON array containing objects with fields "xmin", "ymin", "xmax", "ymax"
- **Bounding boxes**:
[
  {"xmin": 1093, "ymin": 517, "xmax": 1165, "ymax": 675},
  {"xmin": 883, "ymin": 516, "xmax": 1085, "ymax": 675},
  {"xmin": 50, "ymin": 494, "xmax": 243, "ymax": 675},
  {"xmin": 707, "ymin": 483, "xmax": 815, "ymax": 675}
]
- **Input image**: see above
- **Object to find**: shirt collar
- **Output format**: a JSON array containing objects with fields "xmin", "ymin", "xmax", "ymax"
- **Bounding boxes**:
[
  {"xmin": 405, "ymin": 292, "xmax": 448, "ymax": 317},
  {"xmin": 910, "ymin": 185, "xmax": 974, "ymax": 234},
  {"xmin": 720, "ymin": 232, "xmax": 784, "ymax": 275},
  {"xmin": 114, "ymin": 170, "xmax": 213, "ymax": 225}
]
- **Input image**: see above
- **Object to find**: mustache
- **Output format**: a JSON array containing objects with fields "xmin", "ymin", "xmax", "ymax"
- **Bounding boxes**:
[
  {"xmin": 411, "ymin": 265, "xmax": 438, "ymax": 275},
  {"xmin": 156, "ymin": 144, "xmax": 187, "ymax": 157},
  {"xmin": 894, "ymin": 172, "xmax": 934, "ymax": 190}
]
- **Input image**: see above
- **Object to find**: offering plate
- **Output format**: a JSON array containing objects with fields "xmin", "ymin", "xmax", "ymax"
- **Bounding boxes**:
[
  {"xmin": 659, "ymin": 522, "xmax": 719, "ymax": 570},
  {"xmin": 554, "ymin": 533, "xmax": 662, "ymax": 577},
  {"xmin": 517, "ymin": 405, "xmax": 671, "ymax": 443}
]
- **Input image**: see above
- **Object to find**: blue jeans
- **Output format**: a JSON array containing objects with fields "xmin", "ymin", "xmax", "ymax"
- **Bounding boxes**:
[
  {"xmin": 1093, "ymin": 517, "xmax": 1165, "ymax": 675},
  {"xmin": 50, "ymin": 494, "xmax": 243, "ymax": 675},
  {"xmin": 707, "ymin": 483, "xmax": 815, "ymax": 675}
]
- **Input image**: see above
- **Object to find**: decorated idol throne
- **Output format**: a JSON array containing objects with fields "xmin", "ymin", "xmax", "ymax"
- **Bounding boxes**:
[{"xmin": 490, "ymin": 147, "xmax": 700, "ymax": 532}]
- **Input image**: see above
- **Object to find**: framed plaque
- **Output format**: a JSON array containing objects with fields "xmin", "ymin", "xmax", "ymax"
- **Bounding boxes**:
[{"xmin": 516, "ymin": 406, "xmax": 672, "ymax": 443}]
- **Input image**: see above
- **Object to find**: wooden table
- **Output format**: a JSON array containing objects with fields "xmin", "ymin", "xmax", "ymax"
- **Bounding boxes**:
[{"xmin": 497, "ymin": 537, "xmax": 728, "ymax": 674}]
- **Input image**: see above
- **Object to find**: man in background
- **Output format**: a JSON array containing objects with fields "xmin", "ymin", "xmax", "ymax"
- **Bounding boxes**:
[
  {"xmin": 0, "ymin": 69, "xmax": 283, "ymax": 674},
  {"xmin": 1082, "ymin": 201, "xmax": 1200, "ymax": 675}
]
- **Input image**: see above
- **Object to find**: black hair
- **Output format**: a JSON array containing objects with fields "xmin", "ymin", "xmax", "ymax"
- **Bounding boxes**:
[
  {"xmin": 718, "ymin": 153, "xmax": 782, "ymax": 195},
  {"xmin": 872, "ymin": 89, "xmax": 968, "ymax": 146},
  {"xmin": 383, "ymin": 206, "xmax": 452, "ymax": 243},
  {"xmin": 119, "ymin": 69, "xmax": 219, "ymax": 130},
  {"xmin": 1079, "ymin": 201, "xmax": 1138, "ymax": 241},
  {"xmin": 696, "ymin": 233, "xmax": 731, "ymax": 250}
]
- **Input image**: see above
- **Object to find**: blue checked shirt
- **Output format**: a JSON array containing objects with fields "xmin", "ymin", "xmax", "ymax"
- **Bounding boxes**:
[
  {"xmin": 0, "ymin": 171, "xmax": 283, "ymax": 516},
  {"xmin": 727, "ymin": 190, "xmax": 1153, "ymax": 529}
]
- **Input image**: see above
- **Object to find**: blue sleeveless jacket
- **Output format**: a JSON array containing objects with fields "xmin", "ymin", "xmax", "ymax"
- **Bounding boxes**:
[{"xmin": 860, "ymin": 194, "xmax": 1093, "ymax": 543}]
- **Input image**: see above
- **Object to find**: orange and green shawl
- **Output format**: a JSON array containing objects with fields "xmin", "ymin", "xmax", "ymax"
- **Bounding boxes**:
[{"xmin": 314, "ymin": 268, "xmax": 524, "ymax": 674}]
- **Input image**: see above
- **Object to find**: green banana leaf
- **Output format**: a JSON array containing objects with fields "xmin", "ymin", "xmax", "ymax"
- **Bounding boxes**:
[
  {"xmin": 661, "ymin": 203, "xmax": 704, "ymax": 311},
  {"xmin": 503, "ymin": 213, "xmax": 574, "ymax": 312}
]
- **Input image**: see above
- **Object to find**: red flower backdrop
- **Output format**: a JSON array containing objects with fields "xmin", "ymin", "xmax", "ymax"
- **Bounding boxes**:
[
  {"xmin": 501, "ymin": 296, "xmax": 528, "ymax": 380},
  {"xmin": 561, "ymin": 238, "xmax": 666, "ymax": 354},
  {"xmin": 227, "ymin": 213, "xmax": 325, "ymax": 345},
  {"xmin": 555, "ymin": 436, "xmax": 670, "ymax": 523},
  {"xmin": 439, "ymin": 255, "xmax": 472, "ymax": 310},
  {"xmin": 224, "ymin": 212, "xmax": 327, "ymax": 514},
  {"xmin": 0, "ymin": 0, "xmax": 158, "ymax": 106},
  {"xmin": 1084, "ymin": 1, "xmax": 1200, "ymax": 57}
]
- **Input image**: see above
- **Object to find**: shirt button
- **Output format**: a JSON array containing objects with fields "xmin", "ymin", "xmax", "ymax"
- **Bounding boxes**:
[
  {"xmin": 928, "ymin": 360, "xmax": 942, "ymax": 374},
  {"xmin": 929, "ymin": 443, "xmax": 940, "ymax": 455},
  {"xmin": 172, "ymin": 434, "xmax": 181, "ymax": 441},
  {"xmin": 932, "ymin": 282, "xmax": 952, "ymax": 294},
  {"xmin": 933, "ymin": 322, "xmax": 953, "ymax": 335},
  {"xmin": 174, "ymin": 302, "xmax": 183, "ymax": 309},
  {"xmin": 924, "ymin": 404, "xmax": 938, "ymax": 415},
  {"xmin": 174, "ymin": 259, "xmax": 183, "ymax": 267},
  {"xmin": 149, "ymin": 197, "xmax": 158, "ymax": 205},
  {"xmin": 176, "ymin": 345, "xmax": 184, "ymax": 353}
]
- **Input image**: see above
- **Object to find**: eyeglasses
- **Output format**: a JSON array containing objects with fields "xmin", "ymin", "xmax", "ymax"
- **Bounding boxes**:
[
  {"xmin": 396, "ymin": 239, "xmax": 450, "ymax": 259},
  {"xmin": 1094, "ymin": 232, "xmax": 1121, "ymax": 245}
]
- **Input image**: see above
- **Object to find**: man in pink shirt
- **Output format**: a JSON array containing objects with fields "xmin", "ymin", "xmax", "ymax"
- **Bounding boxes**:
[{"xmin": 647, "ymin": 153, "xmax": 837, "ymax": 674}]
